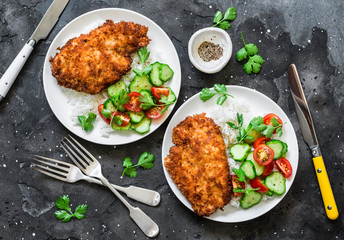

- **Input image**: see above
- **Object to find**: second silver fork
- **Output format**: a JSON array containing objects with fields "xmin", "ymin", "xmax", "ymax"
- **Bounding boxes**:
[{"xmin": 32, "ymin": 155, "xmax": 160, "ymax": 207}]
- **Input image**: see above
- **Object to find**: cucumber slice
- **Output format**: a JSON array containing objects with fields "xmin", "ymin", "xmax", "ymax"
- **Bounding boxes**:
[
  {"xmin": 104, "ymin": 99, "xmax": 116, "ymax": 112},
  {"xmin": 149, "ymin": 62, "xmax": 164, "ymax": 86},
  {"xmin": 166, "ymin": 87, "xmax": 177, "ymax": 103},
  {"xmin": 240, "ymin": 191, "xmax": 262, "ymax": 209},
  {"xmin": 230, "ymin": 143, "xmax": 251, "ymax": 162},
  {"xmin": 239, "ymin": 161, "xmax": 256, "ymax": 180},
  {"xmin": 128, "ymin": 111, "xmax": 145, "ymax": 123},
  {"xmin": 281, "ymin": 141, "xmax": 288, "ymax": 154},
  {"xmin": 247, "ymin": 152, "xmax": 265, "ymax": 177},
  {"xmin": 266, "ymin": 140, "xmax": 284, "ymax": 159},
  {"xmin": 107, "ymin": 80, "xmax": 127, "ymax": 97},
  {"xmin": 264, "ymin": 171, "xmax": 286, "ymax": 195},
  {"xmin": 244, "ymin": 129, "xmax": 263, "ymax": 144},
  {"xmin": 129, "ymin": 75, "xmax": 153, "ymax": 93},
  {"xmin": 111, "ymin": 122, "xmax": 131, "ymax": 131},
  {"xmin": 159, "ymin": 64, "xmax": 174, "ymax": 82},
  {"xmin": 132, "ymin": 117, "xmax": 151, "ymax": 134}
]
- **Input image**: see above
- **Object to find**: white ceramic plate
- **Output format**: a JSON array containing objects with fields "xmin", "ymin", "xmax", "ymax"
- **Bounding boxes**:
[
  {"xmin": 162, "ymin": 86, "xmax": 298, "ymax": 223},
  {"xmin": 43, "ymin": 8, "xmax": 181, "ymax": 145}
]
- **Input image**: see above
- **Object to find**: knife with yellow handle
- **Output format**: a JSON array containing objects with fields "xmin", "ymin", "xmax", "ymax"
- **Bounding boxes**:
[{"xmin": 288, "ymin": 64, "xmax": 338, "ymax": 220}]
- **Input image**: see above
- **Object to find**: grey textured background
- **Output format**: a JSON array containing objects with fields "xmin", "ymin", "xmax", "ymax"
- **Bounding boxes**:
[{"xmin": 0, "ymin": 0, "xmax": 343, "ymax": 239}]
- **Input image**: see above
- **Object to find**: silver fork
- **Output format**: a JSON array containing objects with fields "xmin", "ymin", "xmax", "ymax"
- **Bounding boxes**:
[
  {"xmin": 32, "ymin": 155, "xmax": 160, "ymax": 207},
  {"xmin": 60, "ymin": 135, "xmax": 159, "ymax": 238}
]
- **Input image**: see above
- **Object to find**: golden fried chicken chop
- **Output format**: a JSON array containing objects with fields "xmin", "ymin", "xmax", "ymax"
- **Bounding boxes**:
[
  {"xmin": 50, "ymin": 20, "xmax": 150, "ymax": 94},
  {"xmin": 164, "ymin": 113, "xmax": 232, "ymax": 216}
]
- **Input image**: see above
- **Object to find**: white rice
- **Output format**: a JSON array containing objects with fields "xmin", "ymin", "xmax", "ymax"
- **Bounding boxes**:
[
  {"xmin": 209, "ymin": 98, "xmax": 274, "ymax": 208},
  {"xmin": 61, "ymin": 49, "xmax": 162, "ymax": 137}
]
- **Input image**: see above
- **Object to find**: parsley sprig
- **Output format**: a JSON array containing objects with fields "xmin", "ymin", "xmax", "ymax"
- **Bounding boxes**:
[
  {"xmin": 227, "ymin": 113, "xmax": 285, "ymax": 142},
  {"xmin": 102, "ymin": 90, "xmax": 129, "ymax": 119},
  {"xmin": 212, "ymin": 7, "xmax": 237, "ymax": 30},
  {"xmin": 236, "ymin": 33, "xmax": 264, "ymax": 74},
  {"xmin": 137, "ymin": 47, "xmax": 150, "ymax": 63},
  {"xmin": 138, "ymin": 94, "xmax": 176, "ymax": 114},
  {"xmin": 54, "ymin": 195, "xmax": 88, "ymax": 222},
  {"xmin": 133, "ymin": 47, "xmax": 152, "ymax": 76},
  {"xmin": 122, "ymin": 152, "xmax": 155, "ymax": 178},
  {"xmin": 78, "ymin": 113, "xmax": 96, "ymax": 132},
  {"xmin": 232, "ymin": 168, "xmax": 259, "ymax": 195},
  {"xmin": 200, "ymin": 84, "xmax": 234, "ymax": 105}
]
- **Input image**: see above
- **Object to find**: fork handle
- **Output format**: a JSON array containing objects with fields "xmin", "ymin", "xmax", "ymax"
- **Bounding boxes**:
[
  {"xmin": 99, "ymin": 176, "xmax": 159, "ymax": 238},
  {"xmin": 85, "ymin": 177, "xmax": 160, "ymax": 206}
]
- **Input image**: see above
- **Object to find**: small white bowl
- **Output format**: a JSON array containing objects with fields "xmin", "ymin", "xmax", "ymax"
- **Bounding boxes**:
[{"xmin": 188, "ymin": 27, "xmax": 232, "ymax": 74}]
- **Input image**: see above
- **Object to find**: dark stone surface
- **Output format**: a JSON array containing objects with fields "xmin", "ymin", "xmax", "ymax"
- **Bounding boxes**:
[{"xmin": 0, "ymin": 0, "xmax": 343, "ymax": 239}]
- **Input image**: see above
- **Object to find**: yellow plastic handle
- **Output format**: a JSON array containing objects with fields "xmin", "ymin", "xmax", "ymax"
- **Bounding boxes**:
[{"xmin": 313, "ymin": 156, "xmax": 339, "ymax": 220}]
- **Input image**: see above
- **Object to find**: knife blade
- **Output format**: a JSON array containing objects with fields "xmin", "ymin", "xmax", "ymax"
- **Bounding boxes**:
[
  {"xmin": 0, "ymin": 0, "xmax": 70, "ymax": 103},
  {"xmin": 288, "ymin": 64, "xmax": 338, "ymax": 220}
]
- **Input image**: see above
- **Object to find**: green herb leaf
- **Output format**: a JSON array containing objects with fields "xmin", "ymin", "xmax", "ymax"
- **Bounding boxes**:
[
  {"xmin": 102, "ymin": 109, "xmax": 112, "ymax": 118},
  {"xmin": 223, "ymin": 7, "xmax": 236, "ymax": 21},
  {"xmin": 77, "ymin": 116, "xmax": 86, "ymax": 128},
  {"xmin": 133, "ymin": 69, "xmax": 143, "ymax": 77},
  {"xmin": 123, "ymin": 167, "xmax": 137, "ymax": 178},
  {"xmin": 227, "ymin": 122, "xmax": 238, "ymax": 130},
  {"xmin": 233, "ymin": 168, "xmax": 246, "ymax": 182},
  {"xmin": 139, "ymin": 93, "xmax": 156, "ymax": 110},
  {"xmin": 213, "ymin": 11, "xmax": 223, "ymax": 24},
  {"xmin": 137, "ymin": 152, "xmax": 155, "ymax": 169},
  {"xmin": 54, "ymin": 210, "xmax": 72, "ymax": 222},
  {"xmin": 55, "ymin": 195, "xmax": 71, "ymax": 212},
  {"xmin": 159, "ymin": 95, "xmax": 175, "ymax": 105},
  {"xmin": 262, "ymin": 125, "xmax": 275, "ymax": 138},
  {"xmin": 111, "ymin": 116, "xmax": 123, "ymax": 126},
  {"xmin": 78, "ymin": 113, "xmax": 97, "ymax": 133},
  {"xmin": 243, "ymin": 59, "xmax": 253, "ymax": 74},
  {"xmin": 236, "ymin": 47, "xmax": 248, "ymax": 61},
  {"xmin": 245, "ymin": 43, "xmax": 259, "ymax": 56},
  {"xmin": 137, "ymin": 47, "xmax": 150, "ymax": 63},
  {"xmin": 270, "ymin": 117, "xmax": 280, "ymax": 127},
  {"xmin": 200, "ymin": 88, "xmax": 216, "ymax": 101},
  {"xmin": 143, "ymin": 65, "xmax": 153, "ymax": 75},
  {"xmin": 214, "ymin": 84, "xmax": 227, "ymax": 93},
  {"xmin": 74, "ymin": 204, "xmax": 88, "ymax": 220},
  {"xmin": 123, "ymin": 157, "xmax": 133, "ymax": 168},
  {"xmin": 217, "ymin": 95, "xmax": 227, "ymax": 105},
  {"xmin": 250, "ymin": 54, "xmax": 264, "ymax": 64},
  {"xmin": 237, "ymin": 113, "xmax": 244, "ymax": 127},
  {"xmin": 218, "ymin": 21, "xmax": 231, "ymax": 30}
]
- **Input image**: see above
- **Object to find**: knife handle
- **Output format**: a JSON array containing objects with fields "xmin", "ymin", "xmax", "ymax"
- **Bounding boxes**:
[
  {"xmin": 313, "ymin": 156, "xmax": 339, "ymax": 220},
  {"xmin": 0, "ymin": 39, "xmax": 35, "ymax": 103}
]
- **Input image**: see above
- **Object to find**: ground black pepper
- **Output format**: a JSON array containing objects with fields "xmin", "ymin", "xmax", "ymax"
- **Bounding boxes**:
[{"xmin": 197, "ymin": 41, "xmax": 223, "ymax": 62}]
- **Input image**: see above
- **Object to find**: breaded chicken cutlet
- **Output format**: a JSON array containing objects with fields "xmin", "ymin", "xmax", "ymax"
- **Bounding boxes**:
[
  {"xmin": 164, "ymin": 113, "xmax": 232, "ymax": 216},
  {"xmin": 50, "ymin": 20, "xmax": 150, "ymax": 94}
]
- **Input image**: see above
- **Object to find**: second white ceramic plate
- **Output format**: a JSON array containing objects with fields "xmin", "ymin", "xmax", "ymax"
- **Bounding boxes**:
[
  {"xmin": 162, "ymin": 86, "xmax": 298, "ymax": 222},
  {"xmin": 43, "ymin": 8, "xmax": 181, "ymax": 145}
]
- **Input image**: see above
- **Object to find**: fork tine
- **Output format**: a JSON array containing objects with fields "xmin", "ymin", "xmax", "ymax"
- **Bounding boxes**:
[
  {"xmin": 34, "ymin": 155, "xmax": 73, "ymax": 168},
  {"xmin": 33, "ymin": 158, "xmax": 70, "ymax": 172},
  {"xmin": 64, "ymin": 137, "xmax": 93, "ymax": 165},
  {"xmin": 68, "ymin": 135, "xmax": 98, "ymax": 162},
  {"xmin": 32, "ymin": 166, "xmax": 67, "ymax": 182},
  {"xmin": 32, "ymin": 162, "xmax": 68, "ymax": 178},
  {"xmin": 60, "ymin": 142, "xmax": 87, "ymax": 170}
]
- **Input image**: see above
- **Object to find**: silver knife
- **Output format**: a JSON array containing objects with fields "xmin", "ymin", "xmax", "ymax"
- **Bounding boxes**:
[
  {"xmin": 0, "ymin": 0, "xmax": 70, "ymax": 103},
  {"xmin": 288, "ymin": 64, "xmax": 339, "ymax": 220}
]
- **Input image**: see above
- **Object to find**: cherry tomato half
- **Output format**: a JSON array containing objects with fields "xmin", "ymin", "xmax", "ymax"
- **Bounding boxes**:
[
  {"xmin": 145, "ymin": 105, "xmax": 166, "ymax": 119},
  {"xmin": 231, "ymin": 175, "xmax": 246, "ymax": 197},
  {"xmin": 123, "ymin": 92, "xmax": 143, "ymax": 112},
  {"xmin": 253, "ymin": 137, "xmax": 271, "ymax": 149},
  {"xmin": 111, "ymin": 111, "xmax": 130, "ymax": 127},
  {"xmin": 276, "ymin": 157, "xmax": 292, "ymax": 178},
  {"xmin": 151, "ymin": 87, "xmax": 169, "ymax": 100},
  {"xmin": 263, "ymin": 113, "xmax": 283, "ymax": 133},
  {"xmin": 261, "ymin": 161, "xmax": 274, "ymax": 177},
  {"xmin": 253, "ymin": 144, "xmax": 274, "ymax": 166},
  {"xmin": 98, "ymin": 104, "xmax": 111, "ymax": 125},
  {"xmin": 250, "ymin": 177, "xmax": 269, "ymax": 193}
]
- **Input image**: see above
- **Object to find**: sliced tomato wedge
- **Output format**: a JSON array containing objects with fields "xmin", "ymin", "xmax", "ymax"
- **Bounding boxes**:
[
  {"xmin": 261, "ymin": 161, "xmax": 274, "ymax": 177},
  {"xmin": 151, "ymin": 87, "xmax": 169, "ymax": 100},
  {"xmin": 145, "ymin": 105, "xmax": 166, "ymax": 119},
  {"xmin": 263, "ymin": 113, "xmax": 283, "ymax": 133},
  {"xmin": 123, "ymin": 92, "xmax": 142, "ymax": 112},
  {"xmin": 111, "ymin": 111, "xmax": 130, "ymax": 127},
  {"xmin": 253, "ymin": 144, "xmax": 274, "ymax": 166},
  {"xmin": 253, "ymin": 137, "xmax": 271, "ymax": 149},
  {"xmin": 231, "ymin": 175, "xmax": 246, "ymax": 197},
  {"xmin": 250, "ymin": 177, "xmax": 269, "ymax": 193},
  {"xmin": 98, "ymin": 104, "xmax": 111, "ymax": 125},
  {"xmin": 276, "ymin": 157, "xmax": 293, "ymax": 178}
]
